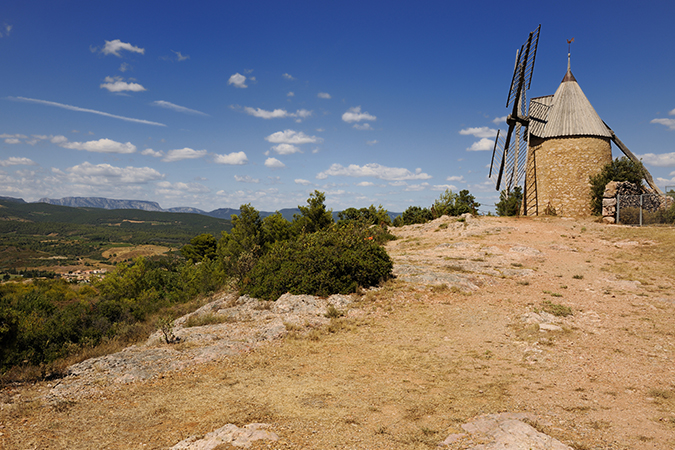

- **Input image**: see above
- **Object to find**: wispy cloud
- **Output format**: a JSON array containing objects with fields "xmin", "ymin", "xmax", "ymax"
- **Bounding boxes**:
[
  {"xmin": 214, "ymin": 151, "xmax": 248, "ymax": 165},
  {"xmin": 162, "ymin": 148, "xmax": 208, "ymax": 162},
  {"xmin": 242, "ymin": 107, "xmax": 312, "ymax": 121},
  {"xmin": 317, "ymin": 92, "xmax": 331, "ymax": 99},
  {"xmin": 446, "ymin": 175, "xmax": 466, "ymax": 182},
  {"xmin": 287, "ymin": 91, "xmax": 295, "ymax": 97},
  {"xmin": 295, "ymin": 179, "xmax": 311, "ymax": 185},
  {"xmin": 492, "ymin": 116, "xmax": 507, "ymax": 125},
  {"xmin": 316, "ymin": 163, "xmax": 431, "ymax": 181},
  {"xmin": 99, "ymin": 39, "xmax": 145, "ymax": 57},
  {"xmin": 431, "ymin": 184, "xmax": 458, "ymax": 191},
  {"xmin": 282, "ymin": 73, "xmax": 295, "ymax": 80},
  {"xmin": 366, "ymin": 140, "xmax": 378, "ymax": 146},
  {"xmin": 100, "ymin": 76, "xmax": 146, "ymax": 93},
  {"xmin": 152, "ymin": 100, "xmax": 208, "ymax": 116},
  {"xmin": 353, "ymin": 123, "xmax": 373, "ymax": 130},
  {"xmin": 172, "ymin": 50, "xmax": 189, "ymax": 61},
  {"xmin": 0, "ymin": 23, "xmax": 12, "ymax": 38},
  {"xmin": 228, "ymin": 73, "xmax": 247, "ymax": 88},
  {"xmin": 235, "ymin": 175, "xmax": 260, "ymax": 183},
  {"xmin": 342, "ymin": 106, "xmax": 376, "ymax": 123},
  {"xmin": 9, "ymin": 96, "xmax": 166, "ymax": 127}
]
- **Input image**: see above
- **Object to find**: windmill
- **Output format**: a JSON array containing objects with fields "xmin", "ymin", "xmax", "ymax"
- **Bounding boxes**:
[
  {"xmin": 490, "ymin": 26, "xmax": 663, "ymax": 217},
  {"xmin": 489, "ymin": 24, "xmax": 540, "ymax": 193}
]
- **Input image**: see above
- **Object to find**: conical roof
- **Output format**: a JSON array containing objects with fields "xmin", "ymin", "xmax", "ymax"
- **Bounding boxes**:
[{"xmin": 530, "ymin": 68, "xmax": 611, "ymax": 139}]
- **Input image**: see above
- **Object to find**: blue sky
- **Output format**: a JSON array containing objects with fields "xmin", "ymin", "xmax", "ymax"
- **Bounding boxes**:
[{"xmin": 1, "ymin": 1, "xmax": 675, "ymax": 213}]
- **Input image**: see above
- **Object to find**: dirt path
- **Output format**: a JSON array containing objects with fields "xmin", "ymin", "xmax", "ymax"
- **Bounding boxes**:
[{"xmin": 1, "ymin": 216, "xmax": 674, "ymax": 449}]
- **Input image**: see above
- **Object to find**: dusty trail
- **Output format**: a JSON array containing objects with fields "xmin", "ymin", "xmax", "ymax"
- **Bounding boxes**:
[{"xmin": 1, "ymin": 215, "xmax": 674, "ymax": 449}]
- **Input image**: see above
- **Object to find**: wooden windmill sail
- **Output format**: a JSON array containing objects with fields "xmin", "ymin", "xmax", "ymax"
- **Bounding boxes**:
[{"xmin": 491, "ymin": 28, "xmax": 663, "ymax": 216}]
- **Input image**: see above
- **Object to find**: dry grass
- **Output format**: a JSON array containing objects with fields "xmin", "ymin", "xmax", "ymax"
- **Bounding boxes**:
[{"xmin": 3, "ymin": 218, "xmax": 675, "ymax": 449}]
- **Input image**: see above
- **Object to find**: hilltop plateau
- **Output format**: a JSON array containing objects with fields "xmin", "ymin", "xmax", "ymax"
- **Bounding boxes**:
[{"xmin": 1, "ymin": 215, "xmax": 674, "ymax": 449}]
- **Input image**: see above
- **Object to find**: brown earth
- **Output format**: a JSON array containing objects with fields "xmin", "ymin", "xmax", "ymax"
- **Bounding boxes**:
[
  {"xmin": 1, "ymin": 215, "xmax": 674, "ymax": 449},
  {"xmin": 102, "ymin": 244, "xmax": 170, "ymax": 263}
]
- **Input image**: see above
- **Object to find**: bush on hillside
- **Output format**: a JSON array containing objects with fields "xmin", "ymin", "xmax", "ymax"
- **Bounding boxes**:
[
  {"xmin": 393, "ymin": 206, "xmax": 433, "ymax": 226},
  {"xmin": 432, "ymin": 189, "xmax": 480, "ymax": 218},
  {"xmin": 240, "ymin": 223, "xmax": 393, "ymax": 300}
]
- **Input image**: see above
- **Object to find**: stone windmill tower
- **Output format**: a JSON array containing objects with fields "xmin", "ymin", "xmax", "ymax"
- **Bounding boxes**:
[{"xmin": 490, "ymin": 27, "xmax": 662, "ymax": 216}]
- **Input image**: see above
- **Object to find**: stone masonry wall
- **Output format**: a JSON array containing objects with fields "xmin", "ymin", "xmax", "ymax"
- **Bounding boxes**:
[{"xmin": 525, "ymin": 136, "xmax": 611, "ymax": 217}]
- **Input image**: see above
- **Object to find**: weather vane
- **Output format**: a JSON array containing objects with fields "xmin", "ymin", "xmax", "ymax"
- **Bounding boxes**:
[{"xmin": 567, "ymin": 37, "xmax": 574, "ymax": 54}]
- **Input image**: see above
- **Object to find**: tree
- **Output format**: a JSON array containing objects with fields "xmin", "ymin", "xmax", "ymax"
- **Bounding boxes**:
[
  {"xmin": 394, "ymin": 206, "xmax": 433, "ymax": 226},
  {"xmin": 589, "ymin": 157, "xmax": 645, "ymax": 215},
  {"xmin": 293, "ymin": 190, "xmax": 334, "ymax": 234},
  {"xmin": 337, "ymin": 205, "xmax": 391, "ymax": 226},
  {"xmin": 495, "ymin": 186, "xmax": 523, "ymax": 216},
  {"xmin": 180, "ymin": 233, "xmax": 217, "ymax": 262},
  {"xmin": 432, "ymin": 189, "xmax": 481, "ymax": 218}
]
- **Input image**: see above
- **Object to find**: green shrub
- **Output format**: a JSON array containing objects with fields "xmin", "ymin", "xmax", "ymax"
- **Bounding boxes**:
[
  {"xmin": 495, "ymin": 186, "xmax": 523, "ymax": 216},
  {"xmin": 589, "ymin": 157, "xmax": 645, "ymax": 215},
  {"xmin": 394, "ymin": 206, "xmax": 433, "ymax": 226},
  {"xmin": 241, "ymin": 223, "xmax": 393, "ymax": 300}
]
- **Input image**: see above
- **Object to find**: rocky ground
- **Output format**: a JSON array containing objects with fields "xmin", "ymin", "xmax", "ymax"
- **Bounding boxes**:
[{"xmin": 1, "ymin": 215, "xmax": 674, "ymax": 449}]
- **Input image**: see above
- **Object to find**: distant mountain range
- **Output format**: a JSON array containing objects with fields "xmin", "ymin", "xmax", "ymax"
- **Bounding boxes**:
[
  {"xmin": 26, "ymin": 196, "xmax": 399, "ymax": 222},
  {"xmin": 35, "ymin": 197, "xmax": 302, "ymax": 221}
]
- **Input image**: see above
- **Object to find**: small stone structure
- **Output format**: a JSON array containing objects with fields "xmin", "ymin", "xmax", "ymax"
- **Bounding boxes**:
[{"xmin": 602, "ymin": 181, "xmax": 672, "ymax": 224}]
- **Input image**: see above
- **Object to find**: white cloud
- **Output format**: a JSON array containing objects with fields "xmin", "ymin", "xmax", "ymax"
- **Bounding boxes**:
[
  {"xmin": 669, "ymin": 109, "xmax": 675, "ymax": 116},
  {"xmin": 265, "ymin": 158, "xmax": 285, "ymax": 168},
  {"xmin": 356, "ymin": 181, "xmax": 374, "ymax": 186},
  {"xmin": 244, "ymin": 107, "xmax": 289, "ymax": 119},
  {"xmin": 366, "ymin": 140, "xmax": 378, "ymax": 145},
  {"xmin": 265, "ymin": 129, "xmax": 323, "ymax": 145},
  {"xmin": 10, "ymin": 96, "xmax": 165, "ymax": 126},
  {"xmin": 67, "ymin": 162, "xmax": 162, "ymax": 184},
  {"xmin": 228, "ymin": 73, "xmax": 247, "ymax": 88},
  {"xmin": 0, "ymin": 133, "xmax": 28, "ymax": 140},
  {"xmin": 214, "ymin": 151, "xmax": 248, "ymax": 165},
  {"xmin": 459, "ymin": 127, "xmax": 498, "ymax": 138},
  {"xmin": 243, "ymin": 107, "xmax": 312, "ymax": 121},
  {"xmin": 152, "ymin": 100, "xmax": 208, "ymax": 116},
  {"xmin": 651, "ymin": 118, "xmax": 675, "ymax": 130},
  {"xmin": 162, "ymin": 148, "xmax": 207, "ymax": 162},
  {"xmin": 446, "ymin": 175, "xmax": 466, "ymax": 182},
  {"xmin": 287, "ymin": 91, "xmax": 295, "ymax": 97},
  {"xmin": 467, "ymin": 138, "xmax": 494, "ymax": 151},
  {"xmin": 431, "ymin": 184, "xmax": 458, "ymax": 191},
  {"xmin": 172, "ymin": 50, "xmax": 189, "ymax": 61},
  {"xmin": 59, "ymin": 138, "xmax": 137, "ymax": 154},
  {"xmin": 405, "ymin": 183, "xmax": 430, "ymax": 192},
  {"xmin": 100, "ymin": 76, "xmax": 146, "ymax": 93},
  {"xmin": 493, "ymin": 116, "xmax": 507, "ymax": 125},
  {"xmin": 0, "ymin": 157, "xmax": 35, "ymax": 167},
  {"xmin": 638, "ymin": 152, "xmax": 675, "ymax": 167},
  {"xmin": 282, "ymin": 73, "xmax": 295, "ymax": 80},
  {"xmin": 141, "ymin": 148, "xmax": 164, "ymax": 157},
  {"xmin": 272, "ymin": 143, "xmax": 301, "ymax": 155},
  {"xmin": 342, "ymin": 106, "xmax": 376, "ymax": 123},
  {"xmin": 0, "ymin": 23, "xmax": 12, "ymax": 38},
  {"xmin": 156, "ymin": 181, "xmax": 209, "ymax": 195},
  {"xmin": 4, "ymin": 138, "xmax": 20, "ymax": 144},
  {"xmin": 235, "ymin": 175, "xmax": 259, "ymax": 183},
  {"xmin": 295, "ymin": 179, "xmax": 311, "ymax": 185},
  {"xmin": 119, "ymin": 62, "xmax": 130, "ymax": 72},
  {"xmin": 316, "ymin": 163, "xmax": 431, "ymax": 181},
  {"xmin": 353, "ymin": 123, "xmax": 373, "ymax": 130},
  {"xmin": 317, "ymin": 92, "xmax": 331, "ymax": 99},
  {"xmin": 100, "ymin": 39, "xmax": 145, "ymax": 57}
]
